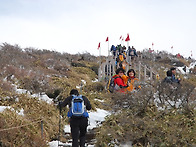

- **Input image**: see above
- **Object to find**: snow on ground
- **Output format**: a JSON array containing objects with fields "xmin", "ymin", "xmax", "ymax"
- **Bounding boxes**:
[
  {"xmin": 92, "ymin": 78, "xmax": 98, "ymax": 82},
  {"xmin": 48, "ymin": 140, "xmax": 95, "ymax": 147},
  {"xmin": 0, "ymin": 106, "xmax": 11, "ymax": 112},
  {"xmin": 0, "ymin": 106, "xmax": 24, "ymax": 116},
  {"xmin": 15, "ymin": 88, "xmax": 53, "ymax": 104},
  {"xmin": 177, "ymin": 61, "xmax": 196, "ymax": 74},
  {"xmin": 32, "ymin": 93, "xmax": 53, "ymax": 104},
  {"xmin": 88, "ymin": 108, "xmax": 110, "ymax": 130},
  {"xmin": 17, "ymin": 108, "xmax": 24, "ymax": 116},
  {"xmin": 64, "ymin": 108, "xmax": 110, "ymax": 133},
  {"xmin": 48, "ymin": 140, "xmax": 71, "ymax": 147}
]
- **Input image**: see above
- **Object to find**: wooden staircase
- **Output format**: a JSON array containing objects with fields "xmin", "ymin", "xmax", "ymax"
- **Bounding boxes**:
[{"xmin": 98, "ymin": 55, "xmax": 159, "ymax": 83}]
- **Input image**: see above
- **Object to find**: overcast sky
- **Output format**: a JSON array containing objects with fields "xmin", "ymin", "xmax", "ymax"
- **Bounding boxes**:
[{"xmin": 0, "ymin": 0, "xmax": 195, "ymax": 59}]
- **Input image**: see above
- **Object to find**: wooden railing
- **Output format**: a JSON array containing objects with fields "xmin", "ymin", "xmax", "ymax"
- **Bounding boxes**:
[{"xmin": 98, "ymin": 55, "xmax": 158, "ymax": 82}]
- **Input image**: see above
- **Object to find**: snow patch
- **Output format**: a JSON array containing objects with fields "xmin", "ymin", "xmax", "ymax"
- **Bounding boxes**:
[
  {"xmin": 0, "ymin": 106, "xmax": 24, "ymax": 116},
  {"xmin": 88, "ymin": 108, "xmax": 110, "ymax": 130},
  {"xmin": 63, "ymin": 108, "xmax": 110, "ymax": 133},
  {"xmin": 0, "ymin": 106, "xmax": 11, "ymax": 112},
  {"xmin": 48, "ymin": 140, "xmax": 71, "ymax": 147},
  {"xmin": 92, "ymin": 78, "xmax": 98, "ymax": 82},
  {"xmin": 32, "ymin": 93, "xmax": 53, "ymax": 104},
  {"xmin": 17, "ymin": 108, "xmax": 24, "ymax": 116}
]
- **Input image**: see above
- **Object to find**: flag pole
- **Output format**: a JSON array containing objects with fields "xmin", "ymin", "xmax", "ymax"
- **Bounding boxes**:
[
  {"xmin": 108, "ymin": 41, "xmax": 110, "ymax": 57},
  {"xmin": 98, "ymin": 43, "xmax": 101, "ymax": 81},
  {"xmin": 127, "ymin": 41, "xmax": 129, "ymax": 51},
  {"xmin": 171, "ymin": 46, "xmax": 173, "ymax": 55}
]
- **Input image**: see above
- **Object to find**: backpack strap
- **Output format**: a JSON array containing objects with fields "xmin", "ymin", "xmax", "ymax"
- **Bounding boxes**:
[{"xmin": 72, "ymin": 95, "xmax": 82, "ymax": 99}]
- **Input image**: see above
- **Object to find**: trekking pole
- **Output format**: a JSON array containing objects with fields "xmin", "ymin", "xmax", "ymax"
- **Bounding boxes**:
[
  {"xmin": 58, "ymin": 102, "xmax": 62, "ymax": 147},
  {"xmin": 80, "ymin": 81, "xmax": 83, "ymax": 94}
]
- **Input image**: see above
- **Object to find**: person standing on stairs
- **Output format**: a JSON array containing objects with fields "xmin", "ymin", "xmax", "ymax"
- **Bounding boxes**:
[
  {"xmin": 59, "ymin": 89, "xmax": 91, "ymax": 147},
  {"xmin": 127, "ymin": 46, "xmax": 138, "ymax": 66}
]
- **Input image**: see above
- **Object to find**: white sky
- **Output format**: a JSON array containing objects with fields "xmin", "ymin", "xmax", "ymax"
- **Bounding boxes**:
[{"xmin": 0, "ymin": 0, "xmax": 195, "ymax": 59}]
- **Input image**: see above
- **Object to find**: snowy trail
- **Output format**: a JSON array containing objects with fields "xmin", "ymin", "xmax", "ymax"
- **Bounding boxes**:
[{"xmin": 48, "ymin": 108, "xmax": 110, "ymax": 147}]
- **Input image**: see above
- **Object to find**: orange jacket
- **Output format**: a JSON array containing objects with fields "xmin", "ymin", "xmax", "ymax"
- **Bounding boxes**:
[{"xmin": 122, "ymin": 76, "xmax": 141, "ymax": 92}]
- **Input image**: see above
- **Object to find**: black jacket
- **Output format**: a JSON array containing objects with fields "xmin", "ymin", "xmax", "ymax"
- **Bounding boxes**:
[{"xmin": 59, "ymin": 95, "xmax": 91, "ymax": 111}]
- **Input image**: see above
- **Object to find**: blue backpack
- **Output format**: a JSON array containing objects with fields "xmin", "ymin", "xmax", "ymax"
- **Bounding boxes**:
[{"xmin": 67, "ymin": 95, "xmax": 89, "ymax": 118}]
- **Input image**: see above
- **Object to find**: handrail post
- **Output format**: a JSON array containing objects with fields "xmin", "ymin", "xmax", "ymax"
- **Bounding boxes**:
[
  {"xmin": 102, "ymin": 63, "xmax": 105, "ymax": 81},
  {"xmin": 139, "ymin": 61, "xmax": 141, "ymax": 80},
  {"xmin": 98, "ymin": 67, "xmax": 101, "ymax": 82},
  {"xmin": 150, "ymin": 67, "xmax": 153, "ymax": 81},
  {"xmin": 144, "ymin": 65, "xmax": 147, "ymax": 81},
  {"xmin": 109, "ymin": 63, "xmax": 112, "ymax": 79},
  {"xmin": 41, "ymin": 120, "xmax": 43, "ymax": 139}
]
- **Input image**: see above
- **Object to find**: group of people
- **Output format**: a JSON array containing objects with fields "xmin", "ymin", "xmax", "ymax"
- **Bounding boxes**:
[
  {"xmin": 110, "ymin": 44, "xmax": 138, "ymax": 69},
  {"xmin": 58, "ymin": 66, "xmax": 181, "ymax": 147},
  {"xmin": 112, "ymin": 67, "xmax": 141, "ymax": 93}
]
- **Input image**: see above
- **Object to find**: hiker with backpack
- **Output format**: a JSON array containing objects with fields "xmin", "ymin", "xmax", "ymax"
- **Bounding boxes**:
[
  {"xmin": 109, "ymin": 67, "xmax": 128, "ymax": 93},
  {"xmin": 124, "ymin": 69, "xmax": 141, "ymax": 92},
  {"xmin": 59, "ymin": 89, "xmax": 91, "ymax": 147},
  {"xmin": 127, "ymin": 46, "xmax": 138, "ymax": 66},
  {"xmin": 170, "ymin": 67, "xmax": 181, "ymax": 83},
  {"xmin": 117, "ymin": 53, "xmax": 127, "ymax": 69},
  {"xmin": 161, "ymin": 69, "xmax": 180, "ymax": 91},
  {"xmin": 110, "ymin": 45, "xmax": 117, "ymax": 58},
  {"xmin": 162, "ymin": 70, "xmax": 173, "ymax": 84}
]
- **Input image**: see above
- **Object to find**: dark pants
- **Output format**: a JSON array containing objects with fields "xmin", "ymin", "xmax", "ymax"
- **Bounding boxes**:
[{"xmin": 70, "ymin": 117, "xmax": 88, "ymax": 147}]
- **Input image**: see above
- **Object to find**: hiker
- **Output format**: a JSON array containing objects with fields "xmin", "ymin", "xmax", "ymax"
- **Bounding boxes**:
[
  {"xmin": 110, "ymin": 45, "xmax": 117, "ymax": 58},
  {"xmin": 112, "ymin": 68, "xmax": 128, "ymax": 93},
  {"xmin": 162, "ymin": 70, "xmax": 180, "ymax": 90},
  {"xmin": 116, "ymin": 44, "xmax": 123, "ymax": 54},
  {"xmin": 170, "ymin": 67, "xmax": 181, "ymax": 83},
  {"xmin": 162, "ymin": 70, "xmax": 173, "ymax": 84},
  {"xmin": 117, "ymin": 53, "xmax": 126, "ymax": 69},
  {"xmin": 59, "ymin": 89, "xmax": 91, "ymax": 147},
  {"xmin": 127, "ymin": 46, "xmax": 138, "ymax": 66},
  {"xmin": 128, "ymin": 46, "xmax": 138, "ymax": 59},
  {"xmin": 124, "ymin": 69, "xmax": 141, "ymax": 92}
]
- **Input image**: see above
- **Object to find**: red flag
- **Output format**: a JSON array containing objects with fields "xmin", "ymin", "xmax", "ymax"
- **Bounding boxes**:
[
  {"xmin": 152, "ymin": 42, "xmax": 154, "ymax": 46},
  {"xmin": 122, "ymin": 37, "xmax": 124, "ymax": 41},
  {"xmin": 106, "ymin": 37, "xmax": 109, "ymax": 42},
  {"xmin": 119, "ymin": 36, "xmax": 122, "ymax": 40},
  {"xmin": 97, "ymin": 42, "xmax": 100, "ymax": 50},
  {"xmin": 125, "ymin": 34, "xmax": 130, "ymax": 41}
]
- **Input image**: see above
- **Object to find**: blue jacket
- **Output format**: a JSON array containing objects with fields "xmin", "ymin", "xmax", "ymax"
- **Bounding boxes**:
[
  {"xmin": 110, "ymin": 45, "xmax": 116, "ymax": 52},
  {"xmin": 128, "ymin": 48, "xmax": 138, "ymax": 57},
  {"xmin": 171, "ymin": 74, "xmax": 180, "ymax": 83}
]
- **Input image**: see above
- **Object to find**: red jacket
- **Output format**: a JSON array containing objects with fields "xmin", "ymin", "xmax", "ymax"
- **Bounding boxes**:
[{"xmin": 112, "ymin": 75, "xmax": 127, "ymax": 92}]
